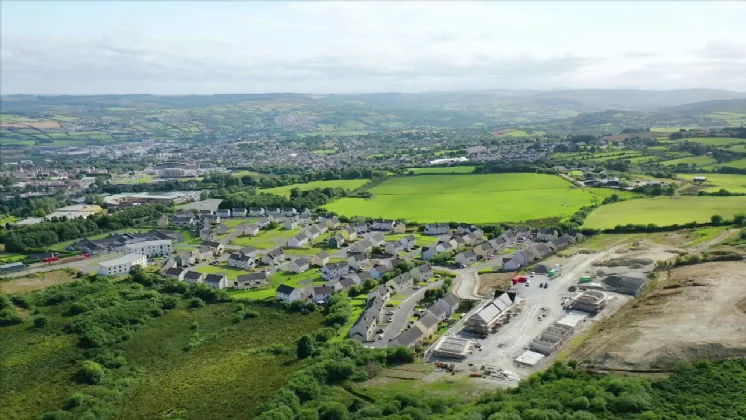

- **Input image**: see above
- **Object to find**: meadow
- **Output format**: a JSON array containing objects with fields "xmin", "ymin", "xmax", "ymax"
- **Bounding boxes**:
[
  {"xmin": 676, "ymin": 173, "xmax": 746, "ymax": 193},
  {"xmin": 662, "ymin": 155, "xmax": 718, "ymax": 167},
  {"xmin": 405, "ymin": 166, "xmax": 475, "ymax": 174},
  {"xmin": 583, "ymin": 196, "xmax": 746, "ymax": 229},
  {"xmin": 684, "ymin": 137, "xmax": 746, "ymax": 147},
  {"xmin": 261, "ymin": 179, "xmax": 370, "ymax": 197},
  {"xmin": 325, "ymin": 174, "xmax": 632, "ymax": 224}
]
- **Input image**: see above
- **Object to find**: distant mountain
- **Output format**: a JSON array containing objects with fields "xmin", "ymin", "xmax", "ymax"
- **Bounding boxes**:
[
  {"xmin": 657, "ymin": 98, "xmax": 746, "ymax": 114},
  {"xmin": 532, "ymin": 89, "xmax": 746, "ymax": 111}
]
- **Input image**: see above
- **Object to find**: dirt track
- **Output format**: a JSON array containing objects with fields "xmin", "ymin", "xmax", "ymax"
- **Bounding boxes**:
[{"xmin": 570, "ymin": 261, "xmax": 746, "ymax": 369}]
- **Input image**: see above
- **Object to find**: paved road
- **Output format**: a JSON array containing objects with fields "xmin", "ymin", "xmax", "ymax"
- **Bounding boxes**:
[
  {"xmin": 371, "ymin": 279, "xmax": 444, "ymax": 348},
  {"xmin": 1, "ymin": 252, "xmax": 127, "ymax": 278}
]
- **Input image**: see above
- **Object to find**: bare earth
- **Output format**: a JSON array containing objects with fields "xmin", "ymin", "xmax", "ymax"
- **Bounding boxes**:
[
  {"xmin": 571, "ymin": 261, "xmax": 746, "ymax": 369},
  {"xmin": 1, "ymin": 270, "xmax": 79, "ymax": 293}
]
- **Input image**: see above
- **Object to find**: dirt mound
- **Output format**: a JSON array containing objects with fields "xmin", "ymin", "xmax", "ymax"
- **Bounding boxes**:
[
  {"xmin": 594, "ymin": 257, "xmax": 654, "ymax": 267},
  {"xmin": 603, "ymin": 275, "xmax": 646, "ymax": 296},
  {"xmin": 648, "ymin": 343, "xmax": 746, "ymax": 369},
  {"xmin": 738, "ymin": 297, "xmax": 746, "ymax": 314}
]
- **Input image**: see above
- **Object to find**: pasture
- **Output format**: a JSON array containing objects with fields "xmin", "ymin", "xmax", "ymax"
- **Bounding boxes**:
[
  {"xmin": 677, "ymin": 173, "xmax": 746, "ymax": 193},
  {"xmin": 325, "ymin": 174, "xmax": 632, "ymax": 224},
  {"xmin": 406, "ymin": 166, "xmax": 475, "ymax": 174},
  {"xmin": 583, "ymin": 196, "xmax": 746, "ymax": 229},
  {"xmin": 261, "ymin": 179, "xmax": 370, "ymax": 197},
  {"xmin": 661, "ymin": 155, "xmax": 718, "ymax": 167},
  {"xmin": 684, "ymin": 137, "xmax": 746, "ymax": 147}
]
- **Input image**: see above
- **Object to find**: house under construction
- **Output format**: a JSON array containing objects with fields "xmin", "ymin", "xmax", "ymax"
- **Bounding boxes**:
[
  {"xmin": 529, "ymin": 322, "xmax": 574, "ymax": 355},
  {"xmin": 465, "ymin": 292, "xmax": 521, "ymax": 334},
  {"xmin": 569, "ymin": 290, "xmax": 607, "ymax": 314}
]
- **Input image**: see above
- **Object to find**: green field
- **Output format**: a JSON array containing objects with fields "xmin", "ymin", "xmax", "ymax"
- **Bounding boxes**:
[
  {"xmin": 716, "ymin": 158, "xmax": 746, "ymax": 169},
  {"xmin": 676, "ymin": 173, "xmax": 746, "ymax": 193},
  {"xmin": 684, "ymin": 137, "xmax": 746, "ymax": 147},
  {"xmin": 650, "ymin": 126, "xmax": 697, "ymax": 132},
  {"xmin": 406, "ymin": 166, "xmax": 475, "ymax": 174},
  {"xmin": 326, "ymin": 174, "xmax": 633, "ymax": 224},
  {"xmin": 662, "ymin": 155, "xmax": 718, "ymax": 167},
  {"xmin": 261, "ymin": 179, "xmax": 370, "ymax": 197},
  {"xmin": 583, "ymin": 196, "xmax": 746, "ymax": 229},
  {"xmin": 230, "ymin": 228, "xmax": 300, "ymax": 249},
  {"xmin": 230, "ymin": 268, "xmax": 325, "ymax": 300}
]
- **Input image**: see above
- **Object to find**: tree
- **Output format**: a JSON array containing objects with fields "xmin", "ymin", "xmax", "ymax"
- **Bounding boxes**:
[
  {"xmin": 318, "ymin": 402, "xmax": 348, "ymax": 420},
  {"xmin": 78, "ymin": 360, "xmax": 105, "ymax": 384},
  {"xmin": 711, "ymin": 214, "xmax": 724, "ymax": 226},
  {"xmin": 297, "ymin": 335, "xmax": 316, "ymax": 359}
]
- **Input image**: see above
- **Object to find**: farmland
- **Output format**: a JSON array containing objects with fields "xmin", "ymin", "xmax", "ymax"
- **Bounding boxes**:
[
  {"xmin": 676, "ymin": 173, "xmax": 746, "ymax": 193},
  {"xmin": 682, "ymin": 137, "xmax": 746, "ymax": 146},
  {"xmin": 662, "ymin": 155, "xmax": 719, "ymax": 167},
  {"xmin": 261, "ymin": 179, "xmax": 370, "ymax": 197},
  {"xmin": 405, "ymin": 166, "xmax": 476, "ymax": 174},
  {"xmin": 583, "ymin": 196, "xmax": 746, "ymax": 229},
  {"xmin": 326, "ymin": 174, "xmax": 633, "ymax": 224}
]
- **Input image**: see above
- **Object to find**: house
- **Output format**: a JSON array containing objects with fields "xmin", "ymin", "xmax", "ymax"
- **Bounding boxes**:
[
  {"xmin": 387, "ymin": 272, "xmax": 413, "ymax": 293},
  {"xmin": 183, "ymin": 270, "xmax": 205, "ymax": 284},
  {"xmin": 197, "ymin": 246, "xmax": 212, "ymax": 261},
  {"xmin": 452, "ymin": 236, "xmax": 466, "ymax": 250},
  {"xmin": 344, "ymin": 225, "xmax": 359, "ymax": 240},
  {"xmin": 322, "ymin": 261, "xmax": 349, "ymax": 280},
  {"xmin": 338, "ymin": 275, "xmax": 361, "ymax": 290},
  {"xmin": 400, "ymin": 235, "xmax": 417, "ymax": 251},
  {"xmin": 216, "ymin": 209, "xmax": 231, "ymax": 219},
  {"xmin": 282, "ymin": 208, "xmax": 298, "ymax": 217},
  {"xmin": 369, "ymin": 285, "xmax": 391, "ymax": 302},
  {"xmin": 284, "ymin": 219, "xmax": 298, "ymax": 230},
  {"xmin": 415, "ymin": 310, "xmax": 440, "ymax": 337},
  {"xmin": 312, "ymin": 286, "xmax": 334, "ymax": 303},
  {"xmin": 349, "ymin": 313, "xmax": 378, "ymax": 342},
  {"xmin": 534, "ymin": 243, "xmax": 553, "ymax": 259},
  {"xmin": 249, "ymin": 207, "xmax": 265, "ymax": 217},
  {"xmin": 383, "ymin": 241, "xmax": 403, "ymax": 256},
  {"xmin": 201, "ymin": 241, "xmax": 225, "ymax": 256},
  {"xmin": 328, "ymin": 234, "xmax": 346, "ymax": 249},
  {"xmin": 455, "ymin": 250, "xmax": 478, "ymax": 267},
  {"xmin": 473, "ymin": 242, "xmax": 495, "ymax": 258},
  {"xmin": 228, "ymin": 253, "xmax": 256, "ymax": 269},
  {"xmin": 462, "ymin": 233, "xmax": 478, "ymax": 245},
  {"xmin": 199, "ymin": 228, "xmax": 216, "ymax": 241},
  {"xmin": 367, "ymin": 232, "xmax": 385, "ymax": 246},
  {"xmin": 165, "ymin": 267, "xmax": 186, "ymax": 280},
  {"xmin": 244, "ymin": 224, "xmax": 260, "ymax": 237},
  {"xmin": 372, "ymin": 219, "xmax": 396, "ymax": 231},
  {"xmin": 353, "ymin": 239, "xmax": 374, "ymax": 254},
  {"xmin": 306, "ymin": 225, "xmax": 323, "ymax": 240},
  {"xmin": 514, "ymin": 226, "xmax": 532, "ymax": 240},
  {"xmin": 300, "ymin": 208, "xmax": 312, "ymax": 218},
  {"xmin": 428, "ymin": 300, "xmax": 451, "ymax": 321},
  {"xmin": 537, "ymin": 229, "xmax": 559, "ymax": 242},
  {"xmin": 566, "ymin": 230, "xmax": 585, "ymax": 243},
  {"xmin": 311, "ymin": 251, "xmax": 330, "ymax": 267},
  {"xmin": 204, "ymin": 273, "xmax": 228, "ymax": 289},
  {"xmin": 232, "ymin": 208, "xmax": 247, "ymax": 218},
  {"xmin": 352, "ymin": 223, "xmax": 370, "ymax": 234},
  {"xmin": 390, "ymin": 327, "xmax": 424, "ymax": 348},
  {"xmin": 289, "ymin": 257, "xmax": 311, "ymax": 274},
  {"xmin": 27, "ymin": 252, "xmax": 56, "ymax": 261},
  {"xmin": 348, "ymin": 253, "xmax": 368, "ymax": 270},
  {"xmin": 435, "ymin": 241, "xmax": 454, "ymax": 254},
  {"xmin": 370, "ymin": 264, "xmax": 393, "ymax": 279},
  {"xmin": 421, "ymin": 246, "xmax": 439, "ymax": 261},
  {"xmin": 199, "ymin": 210, "xmax": 214, "ymax": 216},
  {"xmin": 277, "ymin": 284, "xmax": 303, "ymax": 303},
  {"xmin": 239, "ymin": 246, "xmax": 257, "ymax": 258},
  {"xmin": 287, "ymin": 233, "xmax": 309, "ymax": 248},
  {"xmin": 424, "ymin": 223, "xmax": 450, "ymax": 235},
  {"xmin": 262, "ymin": 248, "xmax": 285, "ymax": 265},
  {"xmin": 235, "ymin": 272, "xmax": 269, "ymax": 289},
  {"xmin": 173, "ymin": 213, "xmax": 196, "ymax": 227},
  {"xmin": 357, "ymin": 271, "xmax": 373, "ymax": 283},
  {"xmin": 389, "ymin": 258, "xmax": 407, "ymax": 269},
  {"xmin": 201, "ymin": 214, "xmax": 221, "ymax": 224},
  {"xmin": 393, "ymin": 222, "xmax": 407, "ymax": 233},
  {"xmin": 442, "ymin": 293, "xmax": 461, "ymax": 315},
  {"xmin": 157, "ymin": 214, "xmax": 170, "ymax": 227},
  {"xmin": 456, "ymin": 224, "xmax": 478, "ymax": 235},
  {"xmin": 410, "ymin": 263, "xmax": 433, "ymax": 281},
  {"xmin": 501, "ymin": 251, "xmax": 530, "ymax": 271},
  {"xmin": 257, "ymin": 216, "xmax": 273, "ymax": 227},
  {"xmin": 325, "ymin": 216, "xmax": 341, "ymax": 230},
  {"xmin": 550, "ymin": 236, "xmax": 573, "ymax": 250}
]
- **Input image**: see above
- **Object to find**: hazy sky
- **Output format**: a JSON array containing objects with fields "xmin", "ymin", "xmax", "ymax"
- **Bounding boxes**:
[{"xmin": 2, "ymin": 1, "xmax": 745, "ymax": 94}]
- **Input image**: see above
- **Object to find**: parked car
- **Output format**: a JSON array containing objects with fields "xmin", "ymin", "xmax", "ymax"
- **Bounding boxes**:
[
  {"xmin": 376, "ymin": 334, "xmax": 384, "ymax": 340},
  {"xmin": 386, "ymin": 311, "xmax": 395, "ymax": 315}
]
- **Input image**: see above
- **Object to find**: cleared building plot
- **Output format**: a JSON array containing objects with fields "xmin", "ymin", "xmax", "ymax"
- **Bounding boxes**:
[{"xmin": 514, "ymin": 350, "xmax": 545, "ymax": 367}]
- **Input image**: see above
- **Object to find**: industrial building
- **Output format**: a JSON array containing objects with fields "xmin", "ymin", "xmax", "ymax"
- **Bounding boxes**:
[
  {"xmin": 431, "ymin": 337, "xmax": 472, "ymax": 359},
  {"xmin": 98, "ymin": 254, "xmax": 147, "ymax": 276},
  {"xmin": 464, "ymin": 292, "xmax": 521, "ymax": 334},
  {"xmin": 123, "ymin": 239, "xmax": 173, "ymax": 258}
]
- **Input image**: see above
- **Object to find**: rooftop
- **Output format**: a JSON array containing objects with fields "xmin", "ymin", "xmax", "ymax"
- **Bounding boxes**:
[{"xmin": 99, "ymin": 253, "xmax": 145, "ymax": 267}]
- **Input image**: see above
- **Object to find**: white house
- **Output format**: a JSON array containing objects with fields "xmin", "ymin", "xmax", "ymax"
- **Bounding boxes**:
[
  {"xmin": 227, "ymin": 253, "xmax": 256, "ymax": 269},
  {"xmin": 372, "ymin": 219, "xmax": 396, "ymax": 231},
  {"xmin": 455, "ymin": 250, "xmax": 478, "ymax": 267},
  {"xmin": 322, "ymin": 261, "xmax": 349, "ymax": 280},
  {"xmin": 312, "ymin": 286, "xmax": 334, "ymax": 303},
  {"xmin": 347, "ymin": 253, "xmax": 368, "ymax": 270},
  {"xmin": 425, "ymin": 223, "xmax": 450, "ymax": 235},
  {"xmin": 216, "ymin": 209, "xmax": 231, "ymax": 219},
  {"xmin": 249, "ymin": 207, "xmax": 266, "ymax": 217},
  {"xmin": 232, "ymin": 208, "xmax": 247, "ymax": 218},
  {"xmin": 311, "ymin": 251, "xmax": 330, "ymax": 267},
  {"xmin": 244, "ymin": 224, "xmax": 260, "ymax": 236},
  {"xmin": 165, "ymin": 267, "xmax": 186, "ymax": 280},
  {"xmin": 287, "ymin": 233, "xmax": 309, "ymax": 248},
  {"xmin": 123, "ymin": 239, "xmax": 173, "ymax": 258},
  {"xmin": 284, "ymin": 219, "xmax": 298, "ymax": 230},
  {"xmin": 277, "ymin": 284, "xmax": 303, "ymax": 303},
  {"xmin": 325, "ymin": 216, "xmax": 341, "ymax": 230},
  {"xmin": 98, "ymin": 254, "xmax": 147, "ymax": 276},
  {"xmin": 262, "ymin": 248, "xmax": 285, "ymax": 265},
  {"xmin": 410, "ymin": 263, "xmax": 432, "ymax": 281},
  {"xmin": 289, "ymin": 257, "xmax": 311, "ymax": 274},
  {"xmin": 183, "ymin": 270, "xmax": 205, "ymax": 284},
  {"xmin": 204, "ymin": 273, "xmax": 228, "ymax": 289}
]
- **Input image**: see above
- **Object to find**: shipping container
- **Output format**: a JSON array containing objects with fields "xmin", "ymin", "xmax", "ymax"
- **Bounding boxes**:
[{"xmin": 579, "ymin": 276, "xmax": 593, "ymax": 283}]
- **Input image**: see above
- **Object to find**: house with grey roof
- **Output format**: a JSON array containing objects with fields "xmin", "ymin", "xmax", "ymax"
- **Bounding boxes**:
[{"xmin": 204, "ymin": 273, "xmax": 228, "ymax": 289}]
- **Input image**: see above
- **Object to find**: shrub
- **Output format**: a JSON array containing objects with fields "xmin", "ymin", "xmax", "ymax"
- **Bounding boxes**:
[
  {"xmin": 34, "ymin": 316, "xmax": 50, "ymax": 328},
  {"xmin": 161, "ymin": 295, "xmax": 179, "ymax": 310},
  {"xmin": 0, "ymin": 308, "xmax": 23, "ymax": 326},
  {"xmin": 244, "ymin": 310, "xmax": 259, "ymax": 319},
  {"xmin": 78, "ymin": 360, "xmax": 105, "ymax": 385},
  {"xmin": 297, "ymin": 335, "xmax": 316, "ymax": 359},
  {"xmin": 189, "ymin": 297, "xmax": 205, "ymax": 308},
  {"xmin": 569, "ymin": 396, "xmax": 591, "ymax": 410}
]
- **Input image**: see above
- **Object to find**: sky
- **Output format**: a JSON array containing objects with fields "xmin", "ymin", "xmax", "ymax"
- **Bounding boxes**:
[{"xmin": 2, "ymin": 1, "xmax": 745, "ymax": 94}]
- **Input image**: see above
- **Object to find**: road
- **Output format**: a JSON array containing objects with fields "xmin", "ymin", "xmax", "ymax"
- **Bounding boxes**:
[
  {"xmin": 371, "ymin": 279, "xmax": 444, "ymax": 348},
  {"xmin": 2, "ymin": 252, "xmax": 127, "ymax": 278}
]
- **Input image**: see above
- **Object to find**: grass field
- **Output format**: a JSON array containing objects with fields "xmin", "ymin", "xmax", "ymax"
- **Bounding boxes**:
[
  {"xmin": 650, "ymin": 126, "xmax": 697, "ymax": 132},
  {"xmin": 684, "ymin": 137, "xmax": 746, "ymax": 147},
  {"xmin": 716, "ymin": 158, "xmax": 746, "ymax": 169},
  {"xmin": 661, "ymin": 155, "xmax": 718, "ymax": 167},
  {"xmin": 583, "ymin": 196, "xmax": 746, "ymax": 229},
  {"xmin": 325, "ymin": 174, "xmax": 633, "ymax": 224},
  {"xmin": 261, "ymin": 179, "xmax": 370, "ymax": 197},
  {"xmin": 230, "ymin": 268, "xmax": 325, "ymax": 300},
  {"xmin": 229, "ymin": 228, "xmax": 300, "ymax": 249},
  {"xmin": 405, "ymin": 166, "xmax": 475, "ymax": 174},
  {"xmin": 676, "ymin": 173, "xmax": 746, "ymax": 193}
]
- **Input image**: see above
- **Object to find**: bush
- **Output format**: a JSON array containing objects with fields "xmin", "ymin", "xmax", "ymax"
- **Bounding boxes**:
[
  {"xmin": 161, "ymin": 295, "xmax": 179, "ymax": 310},
  {"xmin": 78, "ymin": 360, "xmax": 105, "ymax": 385},
  {"xmin": 569, "ymin": 396, "xmax": 591, "ymax": 410},
  {"xmin": 0, "ymin": 308, "xmax": 23, "ymax": 326},
  {"xmin": 244, "ymin": 310, "xmax": 259, "ymax": 319},
  {"xmin": 189, "ymin": 298, "xmax": 205, "ymax": 308},
  {"xmin": 318, "ymin": 402, "xmax": 349, "ymax": 420},
  {"xmin": 34, "ymin": 316, "xmax": 50, "ymax": 328},
  {"xmin": 297, "ymin": 335, "xmax": 316, "ymax": 359}
]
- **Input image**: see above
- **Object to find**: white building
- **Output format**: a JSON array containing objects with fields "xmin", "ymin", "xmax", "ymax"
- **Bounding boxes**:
[
  {"xmin": 98, "ymin": 254, "xmax": 147, "ymax": 276},
  {"xmin": 123, "ymin": 239, "xmax": 173, "ymax": 258}
]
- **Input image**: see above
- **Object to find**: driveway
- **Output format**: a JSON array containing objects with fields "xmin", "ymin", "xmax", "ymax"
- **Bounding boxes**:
[{"xmin": 371, "ymin": 279, "xmax": 443, "ymax": 348}]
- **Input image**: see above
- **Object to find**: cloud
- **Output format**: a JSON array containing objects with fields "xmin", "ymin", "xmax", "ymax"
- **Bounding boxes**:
[{"xmin": 1, "ymin": 2, "xmax": 745, "ymax": 93}]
